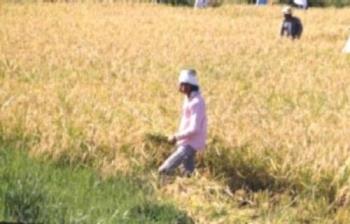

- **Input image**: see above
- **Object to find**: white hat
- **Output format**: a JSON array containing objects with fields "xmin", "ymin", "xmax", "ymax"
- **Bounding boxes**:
[
  {"xmin": 282, "ymin": 6, "xmax": 292, "ymax": 15},
  {"xmin": 178, "ymin": 69, "xmax": 199, "ymax": 86}
]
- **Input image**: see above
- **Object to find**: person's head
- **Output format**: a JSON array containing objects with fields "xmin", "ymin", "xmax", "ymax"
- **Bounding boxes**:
[
  {"xmin": 178, "ymin": 69, "xmax": 199, "ymax": 95},
  {"xmin": 282, "ymin": 6, "xmax": 292, "ymax": 18}
]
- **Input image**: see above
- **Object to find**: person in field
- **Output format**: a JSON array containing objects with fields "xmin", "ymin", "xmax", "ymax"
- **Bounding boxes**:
[
  {"xmin": 294, "ymin": 0, "xmax": 308, "ymax": 9},
  {"xmin": 158, "ymin": 69, "xmax": 207, "ymax": 177},
  {"xmin": 280, "ymin": 6, "xmax": 303, "ymax": 39},
  {"xmin": 194, "ymin": 0, "xmax": 208, "ymax": 8}
]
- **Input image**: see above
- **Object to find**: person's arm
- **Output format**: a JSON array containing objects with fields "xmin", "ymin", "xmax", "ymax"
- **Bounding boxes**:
[
  {"xmin": 291, "ymin": 18, "xmax": 302, "ymax": 39},
  {"xmin": 297, "ymin": 19, "xmax": 303, "ymax": 38},
  {"xmin": 175, "ymin": 102, "xmax": 205, "ymax": 140},
  {"xmin": 280, "ymin": 21, "xmax": 285, "ymax": 36}
]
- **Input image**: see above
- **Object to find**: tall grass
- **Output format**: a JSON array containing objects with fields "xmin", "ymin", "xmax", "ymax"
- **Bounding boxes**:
[{"xmin": 1, "ymin": 2, "xmax": 350, "ymax": 223}]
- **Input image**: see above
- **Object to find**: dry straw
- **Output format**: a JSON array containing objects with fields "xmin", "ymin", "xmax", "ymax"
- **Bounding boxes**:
[{"xmin": 1, "ymin": 2, "xmax": 350, "ymax": 223}]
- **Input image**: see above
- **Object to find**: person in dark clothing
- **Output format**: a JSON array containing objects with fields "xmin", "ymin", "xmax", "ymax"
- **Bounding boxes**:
[{"xmin": 280, "ymin": 6, "xmax": 303, "ymax": 39}]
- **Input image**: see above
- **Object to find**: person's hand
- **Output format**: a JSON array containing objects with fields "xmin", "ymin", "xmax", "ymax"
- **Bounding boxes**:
[{"xmin": 167, "ymin": 135, "xmax": 177, "ymax": 144}]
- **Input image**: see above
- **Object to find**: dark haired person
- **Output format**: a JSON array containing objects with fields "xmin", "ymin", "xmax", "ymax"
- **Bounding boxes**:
[
  {"xmin": 280, "ymin": 6, "xmax": 303, "ymax": 39},
  {"xmin": 158, "ymin": 69, "xmax": 207, "ymax": 176}
]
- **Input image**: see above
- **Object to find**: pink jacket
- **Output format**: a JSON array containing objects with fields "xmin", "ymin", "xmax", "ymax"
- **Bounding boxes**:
[{"xmin": 175, "ymin": 91, "xmax": 207, "ymax": 151}]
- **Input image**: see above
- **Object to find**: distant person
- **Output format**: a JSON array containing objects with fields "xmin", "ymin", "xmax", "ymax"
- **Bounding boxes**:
[
  {"xmin": 294, "ymin": 0, "xmax": 308, "ymax": 9},
  {"xmin": 256, "ymin": 0, "xmax": 267, "ymax": 5},
  {"xmin": 158, "ymin": 69, "xmax": 207, "ymax": 177},
  {"xmin": 280, "ymin": 6, "xmax": 303, "ymax": 39},
  {"xmin": 194, "ymin": 0, "xmax": 208, "ymax": 8}
]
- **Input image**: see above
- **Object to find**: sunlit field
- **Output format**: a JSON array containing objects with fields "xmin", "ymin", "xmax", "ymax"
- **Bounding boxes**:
[{"xmin": 1, "ymin": 2, "xmax": 350, "ymax": 223}]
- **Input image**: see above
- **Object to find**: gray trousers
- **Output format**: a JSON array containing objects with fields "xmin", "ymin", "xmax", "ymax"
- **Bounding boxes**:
[{"xmin": 158, "ymin": 145, "xmax": 196, "ymax": 175}]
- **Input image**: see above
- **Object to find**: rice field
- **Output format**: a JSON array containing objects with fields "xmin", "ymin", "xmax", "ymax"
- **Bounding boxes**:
[{"xmin": 1, "ymin": 2, "xmax": 350, "ymax": 223}]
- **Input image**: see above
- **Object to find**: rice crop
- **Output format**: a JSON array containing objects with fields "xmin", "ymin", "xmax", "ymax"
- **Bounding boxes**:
[{"xmin": 1, "ymin": 2, "xmax": 350, "ymax": 222}]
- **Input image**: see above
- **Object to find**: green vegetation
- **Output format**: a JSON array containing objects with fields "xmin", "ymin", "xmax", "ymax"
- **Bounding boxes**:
[{"xmin": 0, "ymin": 146, "xmax": 192, "ymax": 223}]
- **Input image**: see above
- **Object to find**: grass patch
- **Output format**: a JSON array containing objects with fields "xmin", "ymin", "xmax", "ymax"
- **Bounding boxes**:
[{"xmin": 0, "ymin": 147, "xmax": 193, "ymax": 223}]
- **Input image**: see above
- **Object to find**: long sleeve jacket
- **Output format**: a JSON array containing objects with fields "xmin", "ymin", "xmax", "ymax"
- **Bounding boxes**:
[{"xmin": 175, "ymin": 91, "xmax": 207, "ymax": 151}]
